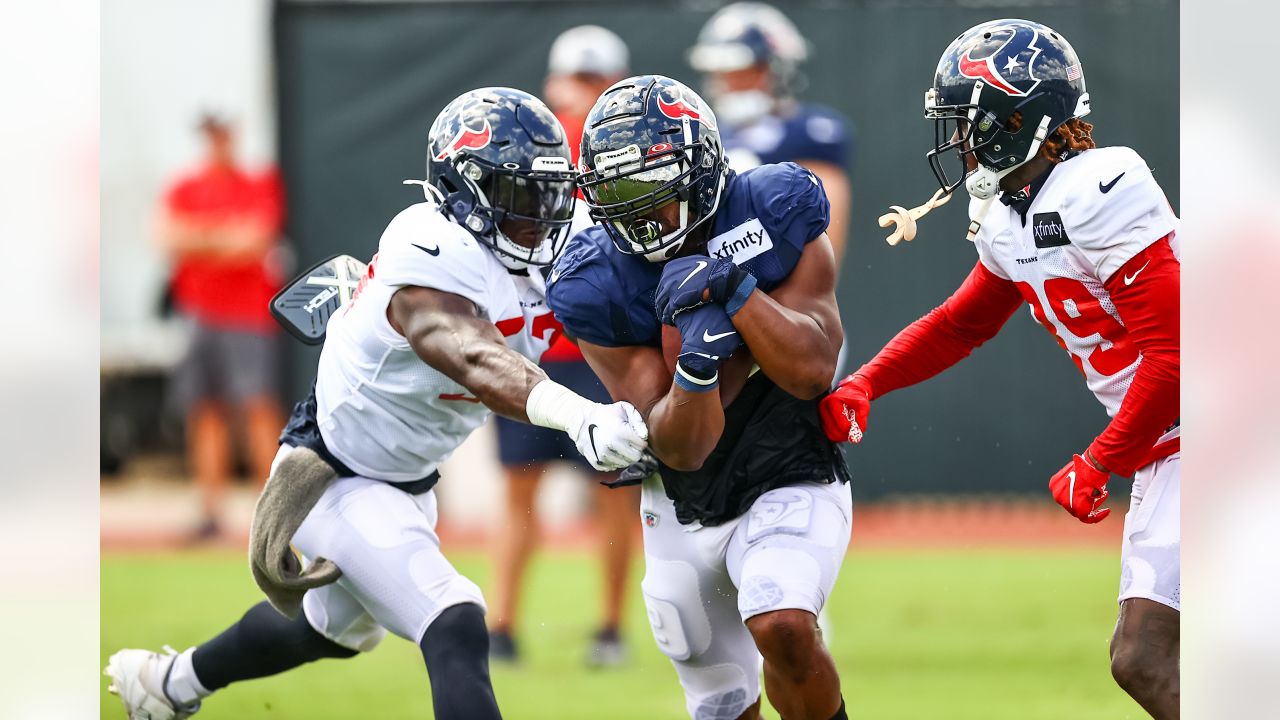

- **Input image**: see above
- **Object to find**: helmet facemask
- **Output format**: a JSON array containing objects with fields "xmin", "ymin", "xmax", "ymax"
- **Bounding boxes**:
[
  {"xmin": 579, "ymin": 124, "xmax": 725, "ymax": 263},
  {"xmin": 444, "ymin": 154, "xmax": 576, "ymax": 269},
  {"xmin": 924, "ymin": 86, "xmax": 1055, "ymax": 200}
]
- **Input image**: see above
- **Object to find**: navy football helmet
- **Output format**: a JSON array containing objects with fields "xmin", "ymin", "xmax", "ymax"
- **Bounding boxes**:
[
  {"xmin": 687, "ymin": 2, "xmax": 809, "ymax": 128},
  {"xmin": 426, "ymin": 88, "xmax": 576, "ymax": 269},
  {"xmin": 577, "ymin": 75, "xmax": 727, "ymax": 262},
  {"xmin": 926, "ymin": 19, "xmax": 1090, "ymax": 199}
]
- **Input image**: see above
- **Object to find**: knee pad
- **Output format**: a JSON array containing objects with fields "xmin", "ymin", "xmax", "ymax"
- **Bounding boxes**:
[{"xmin": 682, "ymin": 664, "xmax": 755, "ymax": 720}]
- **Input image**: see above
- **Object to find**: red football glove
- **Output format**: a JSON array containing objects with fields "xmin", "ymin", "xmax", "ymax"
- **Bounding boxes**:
[
  {"xmin": 1048, "ymin": 454, "xmax": 1111, "ymax": 523},
  {"xmin": 819, "ymin": 374, "xmax": 872, "ymax": 443}
]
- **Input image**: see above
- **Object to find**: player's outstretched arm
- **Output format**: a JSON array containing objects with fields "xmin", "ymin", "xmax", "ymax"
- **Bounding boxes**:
[
  {"xmin": 390, "ymin": 285, "xmax": 545, "ymax": 419},
  {"xmin": 730, "ymin": 233, "xmax": 844, "ymax": 399},
  {"xmin": 389, "ymin": 286, "xmax": 647, "ymax": 470},
  {"xmin": 577, "ymin": 340, "xmax": 726, "ymax": 472},
  {"xmin": 820, "ymin": 260, "xmax": 1023, "ymax": 442}
]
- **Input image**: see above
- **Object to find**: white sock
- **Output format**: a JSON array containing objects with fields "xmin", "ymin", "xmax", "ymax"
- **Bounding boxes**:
[{"xmin": 164, "ymin": 647, "xmax": 211, "ymax": 708}]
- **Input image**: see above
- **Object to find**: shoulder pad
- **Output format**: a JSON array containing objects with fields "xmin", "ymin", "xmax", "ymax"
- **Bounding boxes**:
[
  {"xmin": 374, "ymin": 202, "xmax": 495, "ymax": 313},
  {"xmin": 746, "ymin": 162, "xmax": 831, "ymax": 250},
  {"xmin": 1058, "ymin": 147, "xmax": 1179, "ymax": 282},
  {"xmin": 547, "ymin": 226, "xmax": 661, "ymax": 348}
]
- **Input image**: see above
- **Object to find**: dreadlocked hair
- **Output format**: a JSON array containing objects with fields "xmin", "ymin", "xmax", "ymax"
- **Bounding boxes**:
[
  {"xmin": 1004, "ymin": 112, "xmax": 1096, "ymax": 162},
  {"xmin": 1040, "ymin": 117, "xmax": 1095, "ymax": 160}
]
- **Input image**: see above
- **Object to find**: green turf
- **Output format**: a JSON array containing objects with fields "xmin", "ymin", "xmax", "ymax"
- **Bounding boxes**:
[{"xmin": 101, "ymin": 548, "xmax": 1146, "ymax": 719}]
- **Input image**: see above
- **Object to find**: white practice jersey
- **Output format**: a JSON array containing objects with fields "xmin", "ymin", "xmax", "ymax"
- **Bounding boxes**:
[
  {"xmin": 971, "ymin": 146, "xmax": 1179, "ymax": 419},
  {"xmin": 314, "ymin": 200, "xmax": 561, "ymax": 482}
]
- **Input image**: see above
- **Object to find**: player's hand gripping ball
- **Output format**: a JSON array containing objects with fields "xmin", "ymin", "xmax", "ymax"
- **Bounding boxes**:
[
  {"xmin": 1048, "ymin": 454, "xmax": 1111, "ymax": 523},
  {"xmin": 819, "ymin": 374, "xmax": 873, "ymax": 443},
  {"xmin": 670, "ymin": 303, "xmax": 742, "ymax": 385},
  {"xmin": 655, "ymin": 255, "xmax": 758, "ymax": 324}
]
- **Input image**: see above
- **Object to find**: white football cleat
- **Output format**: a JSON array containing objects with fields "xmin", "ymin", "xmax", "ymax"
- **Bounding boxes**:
[{"xmin": 104, "ymin": 646, "xmax": 201, "ymax": 720}]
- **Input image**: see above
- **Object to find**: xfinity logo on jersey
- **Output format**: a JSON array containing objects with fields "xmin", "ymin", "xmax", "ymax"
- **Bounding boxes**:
[
  {"xmin": 706, "ymin": 218, "xmax": 774, "ymax": 263},
  {"xmin": 1032, "ymin": 212, "xmax": 1071, "ymax": 248}
]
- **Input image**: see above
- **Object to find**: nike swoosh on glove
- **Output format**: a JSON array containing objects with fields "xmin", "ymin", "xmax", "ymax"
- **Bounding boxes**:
[
  {"xmin": 672, "ymin": 303, "xmax": 742, "ymax": 391},
  {"xmin": 819, "ymin": 374, "xmax": 872, "ymax": 443},
  {"xmin": 574, "ymin": 401, "xmax": 649, "ymax": 471},
  {"xmin": 1048, "ymin": 454, "xmax": 1111, "ymax": 523},
  {"xmin": 655, "ymin": 255, "xmax": 758, "ymax": 324}
]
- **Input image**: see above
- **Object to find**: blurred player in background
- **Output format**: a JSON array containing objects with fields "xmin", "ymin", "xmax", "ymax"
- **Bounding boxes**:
[
  {"xmin": 688, "ymin": 2, "xmax": 853, "ymax": 264},
  {"xmin": 821, "ymin": 19, "xmax": 1180, "ymax": 718},
  {"xmin": 551, "ymin": 75, "xmax": 852, "ymax": 720},
  {"xmin": 106, "ymin": 88, "xmax": 648, "ymax": 720},
  {"xmin": 487, "ymin": 24, "xmax": 636, "ymax": 668},
  {"xmin": 158, "ymin": 113, "xmax": 286, "ymax": 541}
]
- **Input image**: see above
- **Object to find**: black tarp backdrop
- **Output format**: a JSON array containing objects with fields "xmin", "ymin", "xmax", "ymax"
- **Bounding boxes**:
[{"xmin": 274, "ymin": 0, "xmax": 1178, "ymax": 498}]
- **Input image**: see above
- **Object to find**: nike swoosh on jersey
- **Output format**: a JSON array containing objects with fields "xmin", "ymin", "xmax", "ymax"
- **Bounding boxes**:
[
  {"xmin": 1124, "ymin": 260, "xmax": 1151, "ymax": 285},
  {"xmin": 412, "ymin": 242, "xmax": 441, "ymax": 256},
  {"xmin": 1099, "ymin": 172, "xmax": 1126, "ymax": 194},
  {"xmin": 702, "ymin": 329, "xmax": 736, "ymax": 342},
  {"xmin": 679, "ymin": 260, "xmax": 708, "ymax": 288},
  {"xmin": 1067, "ymin": 470, "xmax": 1077, "ymax": 511}
]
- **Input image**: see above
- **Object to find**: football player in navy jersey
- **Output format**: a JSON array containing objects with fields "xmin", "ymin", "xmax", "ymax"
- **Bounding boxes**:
[
  {"xmin": 688, "ymin": 2, "xmax": 853, "ymax": 263},
  {"xmin": 548, "ymin": 75, "xmax": 851, "ymax": 720}
]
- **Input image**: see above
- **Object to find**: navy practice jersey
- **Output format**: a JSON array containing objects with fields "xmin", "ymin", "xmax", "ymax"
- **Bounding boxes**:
[
  {"xmin": 721, "ymin": 102, "xmax": 854, "ymax": 173},
  {"xmin": 548, "ymin": 162, "xmax": 851, "ymax": 526}
]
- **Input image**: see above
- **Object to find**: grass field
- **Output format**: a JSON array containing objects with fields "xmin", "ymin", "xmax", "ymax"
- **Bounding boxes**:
[{"xmin": 102, "ymin": 548, "xmax": 1146, "ymax": 719}]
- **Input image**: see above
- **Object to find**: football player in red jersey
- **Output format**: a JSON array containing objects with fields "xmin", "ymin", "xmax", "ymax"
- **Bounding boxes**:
[{"xmin": 820, "ymin": 19, "xmax": 1179, "ymax": 718}]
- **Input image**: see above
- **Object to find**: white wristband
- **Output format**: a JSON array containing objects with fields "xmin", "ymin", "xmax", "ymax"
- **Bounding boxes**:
[{"xmin": 525, "ymin": 378, "xmax": 591, "ymax": 434}]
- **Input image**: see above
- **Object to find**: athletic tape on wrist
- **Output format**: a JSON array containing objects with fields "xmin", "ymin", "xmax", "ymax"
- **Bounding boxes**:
[
  {"xmin": 724, "ymin": 273, "xmax": 757, "ymax": 317},
  {"xmin": 674, "ymin": 363, "xmax": 719, "ymax": 393},
  {"xmin": 525, "ymin": 379, "xmax": 590, "ymax": 433}
]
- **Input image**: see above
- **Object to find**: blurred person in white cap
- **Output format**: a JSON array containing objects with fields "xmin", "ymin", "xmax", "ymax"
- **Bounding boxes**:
[
  {"xmin": 486, "ymin": 23, "xmax": 637, "ymax": 669},
  {"xmin": 688, "ymin": 2, "xmax": 853, "ymax": 265}
]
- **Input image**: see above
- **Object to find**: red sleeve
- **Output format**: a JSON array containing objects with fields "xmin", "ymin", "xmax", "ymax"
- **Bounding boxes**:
[
  {"xmin": 1087, "ymin": 237, "xmax": 1180, "ymax": 476},
  {"xmin": 856, "ymin": 261, "xmax": 1024, "ymax": 398},
  {"xmin": 164, "ymin": 176, "xmax": 194, "ymax": 214},
  {"xmin": 256, "ymin": 167, "xmax": 287, "ymax": 233}
]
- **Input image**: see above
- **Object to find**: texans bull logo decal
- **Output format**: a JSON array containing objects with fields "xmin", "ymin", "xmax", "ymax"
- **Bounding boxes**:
[
  {"xmin": 434, "ymin": 116, "xmax": 493, "ymax": 161},
  {"xmin": 958, "ymin": 26, "xmax": 1043, "ymax": 98},
  {"xmin": 657, "ymin": 94, "xmax": 717, "ymax": 131}
]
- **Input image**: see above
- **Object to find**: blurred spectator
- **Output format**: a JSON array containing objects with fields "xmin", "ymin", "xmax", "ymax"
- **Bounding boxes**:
[
  {"xmin": 487, "ymin": 25, "xmax": 636, "ymax": 668},
  {"xmin": 158, "ymin": 113, "xmax": 285, "ymax": 541},
  {"xmin": 689, "ymin": 1, "xmax": 854, "ymax": 264}
]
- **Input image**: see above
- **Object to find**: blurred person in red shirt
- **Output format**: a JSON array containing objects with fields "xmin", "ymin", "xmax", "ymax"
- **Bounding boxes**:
[
  {"xmin": 159, "ymin": 113, "xmax": 286, "ymax": 541},
  {"xmin": 486, "ymin": 25, "xmax": 636, "ymax": 668}
]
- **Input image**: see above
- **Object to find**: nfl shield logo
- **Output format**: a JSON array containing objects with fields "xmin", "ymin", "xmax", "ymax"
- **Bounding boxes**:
[{"xmin": 643, "ymin": 511, "xmax": 658, "ymax": 528}]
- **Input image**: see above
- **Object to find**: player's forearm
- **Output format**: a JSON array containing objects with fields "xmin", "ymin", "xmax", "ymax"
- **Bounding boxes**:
[
  {"xmin": 1088, "ymin": 351, "xmax": 1178, "ymax": 476},
  {"xmin": 648, "ymin": 387, "xmax": 724, "ymax": 471},
  {"xmin": 731, "ymin": 290, "xmax": 839, "ymax": 399},
  {"xmin": 449, "ymin": 340, "xmax": 547, "ymax": 421}
]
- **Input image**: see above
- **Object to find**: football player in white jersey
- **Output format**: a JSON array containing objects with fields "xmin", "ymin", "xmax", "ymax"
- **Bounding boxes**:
[
  {"xmin": 820, "ymin": 20, "xmax": 1180, "ymax": 718},
  {"xmin": 105, "ymin": 88, "xmax": 648, "ymax": 720}
]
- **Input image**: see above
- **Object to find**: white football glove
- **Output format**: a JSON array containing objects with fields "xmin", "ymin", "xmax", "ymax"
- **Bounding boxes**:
[
  {"xmin": 572, "ymin": 400, "xmax": 649, "ymax": 471},
  {"xmin": 525, "ymin": 380, "xmax": 649, "ymax": 471}
]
